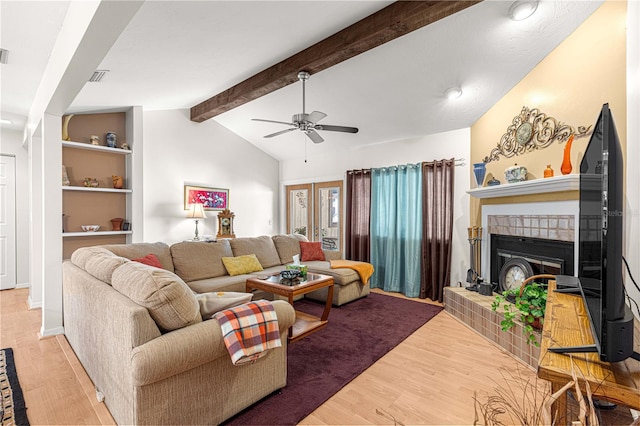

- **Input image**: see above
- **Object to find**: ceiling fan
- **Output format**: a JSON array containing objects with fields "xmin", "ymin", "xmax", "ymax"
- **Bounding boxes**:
[{"xmin": 252, "ymin": 71, "xmax": 358, "ymax": 144}]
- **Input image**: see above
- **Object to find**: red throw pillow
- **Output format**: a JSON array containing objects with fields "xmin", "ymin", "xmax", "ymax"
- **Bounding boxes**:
[
  {"xmin": 299, "ymin": 241, "xmax": 325, "ymax": 261},
  {"xmin": 132, "ymin": 253, "xmax": 163, "ymax": 269}
]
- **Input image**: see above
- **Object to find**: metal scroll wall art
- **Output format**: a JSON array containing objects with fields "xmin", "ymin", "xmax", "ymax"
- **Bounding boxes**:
[{"xmin": 482, "ymin": 106, "xmax": 592, "ymax": 163}]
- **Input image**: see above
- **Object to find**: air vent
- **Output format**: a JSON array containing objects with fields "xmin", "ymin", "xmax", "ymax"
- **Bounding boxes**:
[
  {"xmin": 89, "ymin": 70, "xmax": 109, "ymax": 82},
  {"xmin": 0, "ymin": 49, "xmax": 9, "ymax": 64}
]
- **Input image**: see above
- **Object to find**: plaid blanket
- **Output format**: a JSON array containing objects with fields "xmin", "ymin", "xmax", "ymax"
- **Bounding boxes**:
[{"xmin": 214, "ymin": 300, "xmax": 282, "ymax": 366}]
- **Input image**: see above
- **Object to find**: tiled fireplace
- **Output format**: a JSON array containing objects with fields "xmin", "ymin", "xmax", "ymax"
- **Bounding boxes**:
[{"xmin": 445, "ymin": 177, "xmax": 580, "ymax": 368}]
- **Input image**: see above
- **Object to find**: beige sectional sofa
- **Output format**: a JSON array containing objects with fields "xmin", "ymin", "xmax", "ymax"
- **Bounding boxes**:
[
  {"xmin": 62, "ymin": 234, "xmax": 370, "ymax": 425},
  {"xmin": 169, "ymin": 234, "xmax": 370, "ymax": 306}
]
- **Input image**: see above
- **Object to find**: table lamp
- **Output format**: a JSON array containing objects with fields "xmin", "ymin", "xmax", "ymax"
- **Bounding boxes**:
[{"xmin": 186, "ymin": 203, "xmax": 206, "ymax": 240}]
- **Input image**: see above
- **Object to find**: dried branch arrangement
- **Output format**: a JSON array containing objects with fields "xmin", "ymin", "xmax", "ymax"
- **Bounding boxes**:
[{"xmin": 474, "ymin": 359, "xmax": 639, "ymax": 425}]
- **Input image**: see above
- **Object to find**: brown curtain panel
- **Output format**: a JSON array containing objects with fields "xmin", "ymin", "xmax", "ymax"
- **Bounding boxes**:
[
  {"xmin": 420, "ymin": 159, "xmax": 455, "ymax": 302},
  {"xmin": 345, "ymin": 169, "xmax": 371, "ymax": 262}
]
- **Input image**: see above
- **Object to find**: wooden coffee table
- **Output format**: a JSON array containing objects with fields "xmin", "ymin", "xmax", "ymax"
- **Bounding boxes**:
[{"xmin": 246, "ymin": 272, "xmax": 334, "ymax": 342}]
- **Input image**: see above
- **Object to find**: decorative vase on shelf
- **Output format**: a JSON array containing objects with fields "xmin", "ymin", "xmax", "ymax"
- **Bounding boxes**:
[
  {"xmin": 560, "ymin": 135, "xmax": 574, "ymax": 175},
  {"xmin": 62, "ymin": 114, "xmax": 74, "ymax": 141},
  {"xmin": 544, "ymin": 164, "xmax": 554, "ymax": 178},
  {"xmin": 106, "ymin": 132, "xmax": 117, "ymax": 148},
  {"xmin": 111, "ymin": 218, "xmax": 124, "ymax": 231},
  {"xmin": 112, "ymin": 175, "xmax": 123, "ymax": 189},
  {"xmin": 62, "ymin": 165, "xmax": 70, "ymax": 186},
  {"xmin": 473, "ymin": 162, "xmax": 487, "ymax": 188}
]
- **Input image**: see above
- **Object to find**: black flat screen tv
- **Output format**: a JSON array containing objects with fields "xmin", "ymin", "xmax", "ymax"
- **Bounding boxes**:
[{"xmin": 552, "ymin": 103, "xmax": 636, "ymax": 363}]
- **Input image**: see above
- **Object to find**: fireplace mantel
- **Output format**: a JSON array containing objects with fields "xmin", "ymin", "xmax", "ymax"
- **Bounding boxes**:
[{"xmin": 467, "ymin": 174, "xmax": 579, "ymax": 199}]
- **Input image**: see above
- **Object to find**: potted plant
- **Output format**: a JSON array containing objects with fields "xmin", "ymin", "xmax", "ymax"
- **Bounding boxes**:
[{"xmin": 491, "ymin": 279, "xmax": 548, "ymax": 346}]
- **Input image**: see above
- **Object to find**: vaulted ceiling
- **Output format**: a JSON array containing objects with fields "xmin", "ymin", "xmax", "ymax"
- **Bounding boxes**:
[{"xmin": 1, "ymin": 1, "xmax": 603, "ymax": 161}]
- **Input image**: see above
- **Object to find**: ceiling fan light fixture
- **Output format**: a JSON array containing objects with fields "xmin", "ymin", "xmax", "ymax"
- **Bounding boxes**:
[
  {"xmin": 444, "ymin": 87, "xmax": 463, "ymax": 100},
  {"xmin": 509, "ymin": 0, "xmax": 538, "ymax": 21}
]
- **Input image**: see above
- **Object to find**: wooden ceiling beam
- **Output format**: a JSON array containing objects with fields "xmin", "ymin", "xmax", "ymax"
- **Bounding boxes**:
[{"xmin": 190, "ymin": 1, "xmax": 480, "ymax": 122}]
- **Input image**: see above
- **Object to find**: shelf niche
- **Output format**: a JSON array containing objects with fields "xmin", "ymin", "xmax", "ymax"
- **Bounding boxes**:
[{"xmin": 62, "ymin": 112, "xmax": 130, "ymax": 259}]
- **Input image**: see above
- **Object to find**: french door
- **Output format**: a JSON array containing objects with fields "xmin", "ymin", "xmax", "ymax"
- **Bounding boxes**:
[{"xmin": 286, "ymin": 181, "xmax": 343, "ymax": 252}]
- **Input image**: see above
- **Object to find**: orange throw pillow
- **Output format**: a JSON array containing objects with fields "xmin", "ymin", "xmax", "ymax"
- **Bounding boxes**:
[
  {"xmin": 132, "ymin": 253, "xmax": 163, "ymax": 269},
  {"xmin": 299, "ymin": 241, "xmax": 325, "ymax": 261}
]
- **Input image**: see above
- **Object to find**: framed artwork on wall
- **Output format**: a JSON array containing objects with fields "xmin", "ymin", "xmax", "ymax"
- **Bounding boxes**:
[{"xmin": 184, "ymin": 185, "xmax": 229, "ymax": 211}]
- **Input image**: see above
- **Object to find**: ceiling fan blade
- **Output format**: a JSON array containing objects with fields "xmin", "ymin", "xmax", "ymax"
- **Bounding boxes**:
[
  {"xmin": 264, "ymin": 128, "xmax": 297, "ymax": 138},
  {"xmin": 315, "ymin": 124, "xmax": 359, "ymax": 134},
  {"xmin": 306, "ymin": 129, "xmax": 324, "ymax": 144},
  {"xmin": 307, "ymin": 111, "xmax": 327, "ymax": 123},
  {"xmin": 252, "ymin": 118, "xmax": 295, "ymax": 126}
]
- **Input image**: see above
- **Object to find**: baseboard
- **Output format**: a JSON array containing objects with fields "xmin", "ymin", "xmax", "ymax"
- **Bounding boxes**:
[
  {"xmin": 27, "ymin": 296, "xmax": 42, "ymax": 309},
  {"xmin": 39, "ymin": 326, "xmax": 65, "ymax": 338},
  {"xmin": 16, "ymin": 282, "xmax": 30, "ymax": 289}
]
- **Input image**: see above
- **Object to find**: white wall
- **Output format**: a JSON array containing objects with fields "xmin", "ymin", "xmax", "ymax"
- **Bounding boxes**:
[
  {"xmin": 0, "ymin": 128, "xmax": 30, "ymax": 287},
  {"xmin": 626, "ymin": 0, "xmax": 640, "ymax": 318},
  {"xmin": 142, "ymin": 109, "xmax": 280, "ymax": 243},
  {"xmin": 280, "ymin": 127, "xmax": 471, "ymax": 288}
]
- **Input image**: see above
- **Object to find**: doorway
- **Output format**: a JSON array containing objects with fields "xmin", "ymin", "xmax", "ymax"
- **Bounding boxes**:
[
  {"xmin": 1, "ymin": 155, "xmax": 17, "ymax": 289},
  {"xmin": 286, "ymin": 180, "xmax": 343, "ymax": 252}
]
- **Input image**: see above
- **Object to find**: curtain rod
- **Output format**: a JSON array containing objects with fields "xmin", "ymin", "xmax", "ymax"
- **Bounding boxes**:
[{"xmin": 348, "ymin": 158, "xmax": 466, "ymax": 174}]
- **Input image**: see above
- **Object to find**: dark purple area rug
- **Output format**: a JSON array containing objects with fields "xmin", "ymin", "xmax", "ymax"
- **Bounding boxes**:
[{"xmin": 223, "ymin": 292, "xmax": 443, "ymax": 425}]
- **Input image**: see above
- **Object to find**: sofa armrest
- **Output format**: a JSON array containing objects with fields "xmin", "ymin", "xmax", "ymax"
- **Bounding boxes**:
[
  {"xmin": 323, "ymin": 250, "xmax": 342, "ymax": 261},
  {"xmin": 130, "ymin": 300, "xmax": 296, "ymax": 386}
]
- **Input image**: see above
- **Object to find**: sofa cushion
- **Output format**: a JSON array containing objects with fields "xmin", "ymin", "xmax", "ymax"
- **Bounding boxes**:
[
  {"xmin": 101, "ymin": 242, "xmax": 175, "ymax": 273},
  {"xmin": 272, "ymin": 234, "xmax": 306, "ymax": 265},
  {"xmin": 133, "ymin": 253, "xmax": 163, "ymax": 269},
  {"xmin": 304, "ymin": 260, "xmax": 361, "ymax": 286},
  {"xmin": 300, "ymin": 241, "xmax": 326, "ymax": 261},
  {"xmin": 186, "ymin": 275, "xmax": 252, "ymax": 294},
  {"xmin": 195, "ymin": 291, "xmax": 253, "ymax": 318},
  {"xmin": 170, "ymin": 240, "xmax": 233, "ymax": 282},
  {"xmin": 111, "ymin": 261, "xmax": 201, "ymax": 332},
  {"xmin": 230, "ymin": 235, "xmax": 281, "ymax": 268},
  {"xmin": 70, "ymin": 246, "xmax": 129, "ymax": 285},
  {"xmin": 222, "ymin": 254, "xmax": 264, "ymax": 276}
]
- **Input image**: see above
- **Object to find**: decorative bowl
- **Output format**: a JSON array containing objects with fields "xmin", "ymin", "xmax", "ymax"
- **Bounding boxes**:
[
  {"xmin": 81, "ymin": 225, "xmax": 100, "ymax": 232},
  {"xmin": 504, "ymin": 164, "xmax": 528, "ymax": 183},
  {"xmin": 83, "ymin": 177, "xmax": 99, "ymax": 188},
  {"xmin": 280, "ymin": 270, "xmax": 301, "ymax": 280}
]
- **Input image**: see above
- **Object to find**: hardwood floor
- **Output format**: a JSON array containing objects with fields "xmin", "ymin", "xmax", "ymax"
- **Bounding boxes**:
[{"xmin": 0, "ymin": 287, "xmax": 542, "ymax": 425}]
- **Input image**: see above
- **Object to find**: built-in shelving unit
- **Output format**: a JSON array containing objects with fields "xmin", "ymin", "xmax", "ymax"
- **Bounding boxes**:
[{"xmin": 62, "ymin": 111, "xmax": 134, "ymax": 258}]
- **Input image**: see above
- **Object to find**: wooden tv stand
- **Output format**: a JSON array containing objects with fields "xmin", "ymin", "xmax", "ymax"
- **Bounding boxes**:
[{"xmin": 537, "ymin": 280, "xmax": 640, "ymax": 424}]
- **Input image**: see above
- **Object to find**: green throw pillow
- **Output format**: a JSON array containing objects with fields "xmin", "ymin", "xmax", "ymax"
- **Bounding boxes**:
[{"xmin": 221, "ymin": 254, "xmax": 264, "ymax": 276}]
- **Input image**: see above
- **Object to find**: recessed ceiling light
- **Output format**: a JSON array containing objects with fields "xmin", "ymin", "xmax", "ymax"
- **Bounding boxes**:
[
  {"xmin": 1, "ymin": 118, "xmax": 13, "ymax": 125},
  {"xmin": 509, "ymin": 0, "xmax": 538, "ymax": 21},
  {"xmin": 444, "ymin": 87, "xmax": 463, "ymax": 100}
]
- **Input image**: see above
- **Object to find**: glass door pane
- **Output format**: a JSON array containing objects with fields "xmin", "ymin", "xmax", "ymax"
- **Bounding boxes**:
[
  {"xmin": 286, "ymin": 184, "xmax": 312, "ymax": 238},
  {"xmin": 315, "ymin": 181, "xmax": 343, "ymax": 252}
]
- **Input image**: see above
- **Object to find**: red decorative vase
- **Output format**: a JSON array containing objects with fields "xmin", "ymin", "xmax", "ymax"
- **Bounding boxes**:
[{"xmin": 560, "ymin": 135, "xmax": 574, "ymax": 175}]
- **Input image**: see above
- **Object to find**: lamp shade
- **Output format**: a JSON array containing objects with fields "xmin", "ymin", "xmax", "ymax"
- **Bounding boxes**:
[{"xmin": 187, "ymin": 203, "xmax": 206, "ymax": 219}]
